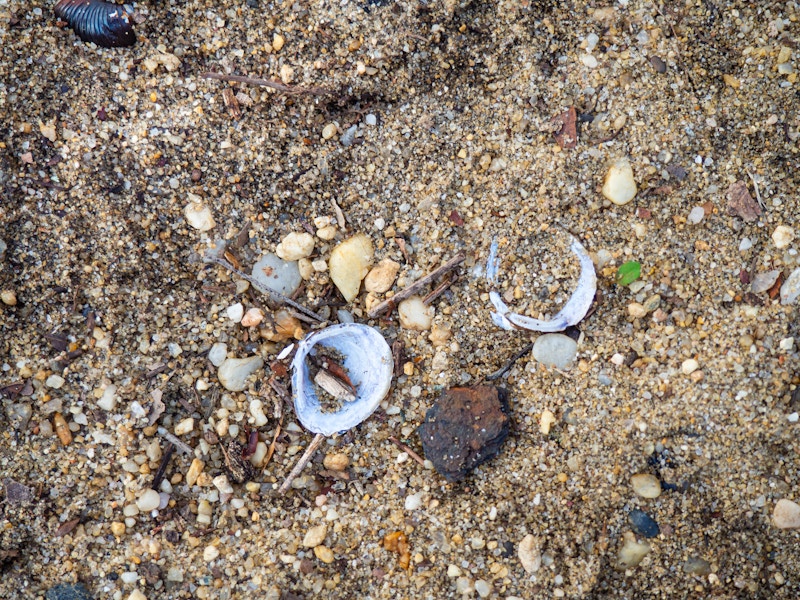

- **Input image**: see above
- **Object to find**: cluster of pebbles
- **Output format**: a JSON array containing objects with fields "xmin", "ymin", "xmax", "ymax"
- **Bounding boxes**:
[{"xmin": 2, "ymin": 0, "xmax": 800, "ymax": 598}]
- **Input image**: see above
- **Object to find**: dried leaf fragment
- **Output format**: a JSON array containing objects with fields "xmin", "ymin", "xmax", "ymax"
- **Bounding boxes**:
[
  {"xmin": 727, "ymin": 181, "xmax": 761, "ymax": 222},
  {"xmin": 552, "ymin": 106, "xmax": 578, "ymax": 149}
]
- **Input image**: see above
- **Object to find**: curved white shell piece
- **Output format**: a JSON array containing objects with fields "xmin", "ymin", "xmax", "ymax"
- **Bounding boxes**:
[
  {"xmin": 291, "ymin": 323, "xmax": 393, "ymax": 436},
  {"xmin": 488, "ymin": 234, "xmax": 597, "ymax": 332}
]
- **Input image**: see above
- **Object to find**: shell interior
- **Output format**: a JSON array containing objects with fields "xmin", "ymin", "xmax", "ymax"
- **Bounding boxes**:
[{"xmin": 291, "ymin": 323, "xmax": 393, "ymax": 436}]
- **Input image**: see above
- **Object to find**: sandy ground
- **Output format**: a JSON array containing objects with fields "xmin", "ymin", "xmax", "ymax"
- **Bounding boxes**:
[{"xmin": 2, "ymin": 0, "xmax": 800, "ymax": 598}]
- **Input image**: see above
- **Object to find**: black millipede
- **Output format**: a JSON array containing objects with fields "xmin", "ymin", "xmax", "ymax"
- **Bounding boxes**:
[{"xmin": 54, "ymin": 0, "xmax": 136, "ymax": 48}]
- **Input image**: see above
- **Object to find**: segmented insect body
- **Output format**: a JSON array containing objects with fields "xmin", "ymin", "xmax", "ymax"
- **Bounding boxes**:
[{"xmin": 54, "ymin": 0, "xmax": 136, "ymax": 48}]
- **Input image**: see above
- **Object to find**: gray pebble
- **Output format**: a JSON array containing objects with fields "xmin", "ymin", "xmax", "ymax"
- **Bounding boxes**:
[
  {"xmin": 629, "ymin": 509, "xmax": 660, "ymax": 538},
  {"xmin": 46, "ymin": 584, "xmax": 93, "ymax": 600},
  {"xmin": 532, "ymin": 333, "xmax": 577, "ymax": 370}
]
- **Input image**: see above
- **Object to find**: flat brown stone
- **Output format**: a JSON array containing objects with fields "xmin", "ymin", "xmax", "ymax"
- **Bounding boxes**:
[{"xmin": 418, "ymin": 385, "xmax": 510, "ymax": 482}]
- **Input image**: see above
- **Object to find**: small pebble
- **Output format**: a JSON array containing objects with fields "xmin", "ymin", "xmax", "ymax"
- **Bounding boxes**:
[
  {"xmin": 275, "ymin": 232, "xmax": 315, "ymax": 261},
  {"xmin": 329, "ymin": 234, "xmax": 374, "ymax": 302},
  {"xmin": 365, "ymin": 114, "xmax": 377, "ymax": 126},
  {"xmin": 773, "ymin": 498, "xmax": 800, "ymax": 529},
  {"xmin": 46, "ymin": 584, "xmax": 93, "ymax": 600},
  {"xmin": 323, "ymin": 452, "xmax": 349, "ymax": 471},
  {"xmin": 174, "ymin": 417, "xmax": 194, "ymax": 435},
  {"xmin": 313, "ymin": 545, "xmax": 335, "ymax": 563},
  {"xmin": 249, "ymin": 399, "xmax": 268, "ymax": 426},
  {"xmin": 627, "ymin": 303, "xmax": 647, "ymax": 318},
  {"xmin": 683, "ymin": 557, "xmax": 711, "ymax": 576},
  {"xmin": 474, "ymin": 580, "xmax": 492, "ymax": 598},
  {"xmin": 46, "ymin": 374, "xmax": 65, "ymax": 389},
  {"xmin": 110, "ymin": 521, "xmax": 126, "ymax": 537},
  {"xmin": 780, "ymin": 268, "xmax": 800, "ymax": 305},
  {"xmin": 303, "ymin": 523, "xmax": 328, "ymax": 548},
  {"xmin": 398, "ymin": 296, "xmax": 435, "ymax": 331},
  {"xmin": 601, "ymin": 157, "xmax": 637, "ymax": 205},
  {"xmin": 203, "ymin": 545, "xmax": 220, "ymax": 562},
  {"xmin": 773, "ymin": 225, "xmax": 795, "ymax": 249},
  {"xmin": 251, "ymin": 253, "xmax": 301, "ymax": 297},
  {"xmin": 321, "ymin": 123, "xmax": 337, "ymax": 140},
  {"xmin": 404, "ymin": 493, "xmax": 422, "ymax": 511},
  {"xmin": 631, "ymin": 473, "xmax": 661, "ymax": 498},
  {"xmin": 681, "ymin": 359, "xmax": 699, "ymax": 375},
  {"xmin": 183, "ymin": 200, "xmax": 215, "ymax": 231},
  {"xmin": 364, "ymin": 258, "xmax": 401, "ymax": 293},
  {"xmin": 226, "ymin": 302, "xmax": 244, "ymax": 323},
  {"xmin": 272, "ymin": 33, "xmax": 285, "ymax": 51},
  {"xmin": 751, "ymin": 270, "xmax": 781, "ymax": 294},
  {"xmin": 208, "ymin": 343, "xmax": 227, "ymax": 367},
  {"xmin": 217, "ymin": 356, "xmax": 264, "ymax": 391},
  {"xmin": 518, "ymin": 534, "xmax": 541, "ymax": 574},
  {"xmin": 628, "ymin": 509, "xmax": 660, "ymax": 538},
  {"xmin": 687, "ymin": 206, "xmax": 705, "ymax": 224},
  {"xmin": 532, "ymin": 333, "xmax": 578, "ymax": 369},
  {"xmin": 1, "ymin": 289, "xmax": 17, "ymax": 306},
  {"xmin": 539, "ymin": 409, "xmax": 556, "ymax": 435},
  {"xmin": 136, "ymin": 489, "xmax": 161, "ymax": 512},
  {"xmin": 241, "ymin": 308, "xmax": 264, "ymax": 328},
  {"xmin": 617, "ymin": 531, "xmax": 651, "ymax": 567},
  {"xmin": 186, "ymin": 458, "xmax": 204, "ymax": 486},
  {"xmin": 739, "ymin": 237, "xmax": 753, "ymax": 251}
]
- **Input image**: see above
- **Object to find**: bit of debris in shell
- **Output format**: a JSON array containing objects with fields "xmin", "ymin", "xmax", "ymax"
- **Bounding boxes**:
[{"xmin": 290, "ymin": 323, "xmax": 393, "ymax": 436}]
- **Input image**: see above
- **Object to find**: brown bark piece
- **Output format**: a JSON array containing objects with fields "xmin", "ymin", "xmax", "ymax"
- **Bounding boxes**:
[
  {"xmin": 552, "ymin": 107, "xmax": 578, "ymax": 149},
  {"xmin": 726, "ymin": 181, "xmax": 761, "ymax": 222},
  {"xmin": 418, "ymin": 385, "xmax": 510, "ymax": 482}
]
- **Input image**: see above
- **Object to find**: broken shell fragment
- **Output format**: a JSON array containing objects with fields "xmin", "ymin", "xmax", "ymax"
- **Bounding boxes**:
[
  {"xmin": 291, "ymin": 323, "xmax": 393, "ymax": 436},
  {"xmin": 55, "ymin": 0, "xmax": 136, "ymax": 48},
  {"xmin": 488, "ymin": 233, "xmax": 597, "ymax": 332}
]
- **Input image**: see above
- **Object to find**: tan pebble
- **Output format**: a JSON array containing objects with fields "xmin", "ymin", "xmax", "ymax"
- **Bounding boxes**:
[
  {"xmin": 313, "ymin": 545, "xmax": 335, "ymax": 563},
  {"xmin": 398, "ymin": 296, "xmax": 435, "ymax": 331},
  {"xmin": 303, "ymin": 523, "xmax": 328, "ymax": 548},
  {"xmin": 364, "ymin": 258, "xmax": 401, "ymax": 293},
  {"xmin": 628, "ymin": 303, "xmax": 647, "ymax": 318},
  {"xmin": 203, "ymin": 544, "xmax": 220, "ymax": 561},
  {"xmin": 773, "ymin": 498, "xmax": 800, "ymax": 529},
  {"xmin": 276, "ymin": 232, "xmax": 315, "ymax": 261},
  {"xmin": 53, "ymin": 413, "xmax": 72, "ymax": 446},
  {"xmin": 272, "ymin": 33, "xmax": 285, "ymax": 52},
  {"xmin": 174, "ymin": 417, "xmax": 195, "ymax": 435},
  {"xmin": 323, "ymin": 452, "xmax": 349, "ymax": 472},
  {"xmin": 110, "ymin": 521, "xmax": 126, "ymax": 537},
  {"xmin": 617, "ymin": 531, "xmax": 650, "ymax": 567},
  {"xmin": 403, "ymin": 362, "xmax": 414, "ymax": 376},
  {"xmin": 240, "ymin": 308, "xmax": 264, "ymax": 328},
  {"xmin": 429, "ymin": 323, "xmax": 452, "ymax": 347},
  {"xmin": 39, "ymin": 121, "xmax": 57, "ymax": 142},
  {"xmin": 681, "ymin": 359, "xmax": 699, "ymax": 375},
  {"xmin": 186, "ymin": 459, "xmax": 205, "ymax": 486},
  {"xmin": 723, "ymin": 73, "xmax": 740, "ymax": 89},
  {"xmin": 321, "ymin": 123, "xmax": 337, "ymax": 140},
  {"xmin": 128, "ymin": 591, "xmax": 148, "ymax": 600},
  {"xmin": 539, "ymin": 409, "xmax": 556, "ymax": 435},
  {"xmin": 316, "ymin": 224, "xmax": 338, "ymax": 240},
  {"xmin": 329, "ymin": 234, "xmax": 373, "ymax": 302},
  {"xmin": 183, "ymin": 198, "xmax": 215, "ymax": 231},
  {"xmin": 630, "ymin": 473, "xmax": 661, "ymax": 498},
  {"xmin": 690, "ymin": 370, "xmax": 704, "ymax": 383},
  {"xmin": 602, "ymin": 157, "xmax": 637, "ymax": 205},
  {"xmin": 518, "ymin": 534, "xmax": 541, "ymax": 574},
  {"xmin": 1, "ymin": 290, "xmax": 17, "ymax": 306},
  {"xmin": 772, "ymin": 225, "xmax": 795, "ymax": 249}
]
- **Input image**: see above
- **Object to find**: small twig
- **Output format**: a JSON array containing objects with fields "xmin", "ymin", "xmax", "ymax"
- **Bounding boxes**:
[
  {"xmin": 202, "ymin": 72, "xmax": 330, "ymax": 96},
  {"xmin": 388, "ymin": 436, "xmax": 426, "ymax": 467},
  {"xmin": 157, "ymin": 427, "xmax": 194, "ymax": 456},
  {"xmin": 203, "ymin": 253, "xmax": 324, "ymax": 322},
  {"xmin": 422, "ymin": 274, "xmax": 458, "ymax": 305},
  {"xmin": 484, "ymin": 342, "xmax": 534, "ymax": 381},
  {"xmin": 278, "ymin": 433, "xmax": 326, "ymax": 494},
  {"xmin": 150, "ymin": 443, "xmax": 175, "ymax": 490},
  {"xmin": 367, "ymin": 252, "xmax": 466, "ymax": 318}
]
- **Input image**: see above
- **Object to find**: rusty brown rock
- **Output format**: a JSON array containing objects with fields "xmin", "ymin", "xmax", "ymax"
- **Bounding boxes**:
[{"xmin": 418, "ymin": 385, "xmax": 510, "ymax": 482}]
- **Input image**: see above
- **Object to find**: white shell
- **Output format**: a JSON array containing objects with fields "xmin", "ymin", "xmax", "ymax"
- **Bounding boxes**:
[
  {"xmin": 488, "ymin": 233, "xmax": 597, "ymax": 332},
  {"xmin": 291, "ymin": 323, "xmax": 393, "ymax": 436}
]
